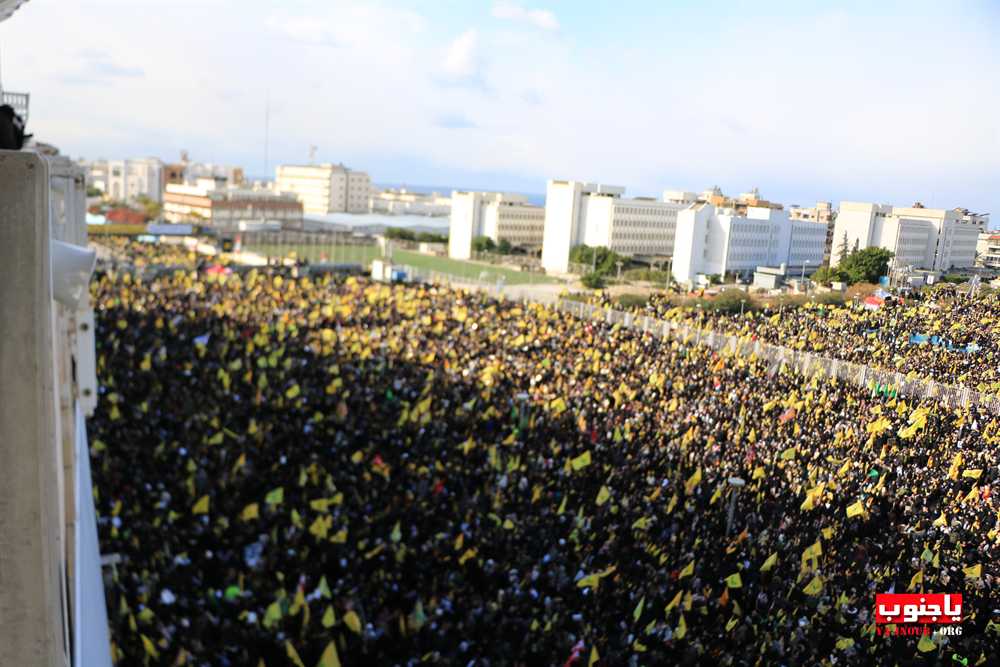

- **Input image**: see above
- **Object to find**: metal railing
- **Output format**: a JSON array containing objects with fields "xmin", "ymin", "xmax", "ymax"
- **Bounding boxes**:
[{"xmin": 553, "ymin": 299, "xmax": 1000, "ymax": 413}]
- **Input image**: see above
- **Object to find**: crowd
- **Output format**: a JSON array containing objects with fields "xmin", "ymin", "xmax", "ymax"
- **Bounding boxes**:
[
  {"xmin": 603, "ymin": 289, "xmax": 1000, "ymax": 391},
  {"xmin": 88, "ymin": 242, "xmax": 1000, "ymax": 666}
]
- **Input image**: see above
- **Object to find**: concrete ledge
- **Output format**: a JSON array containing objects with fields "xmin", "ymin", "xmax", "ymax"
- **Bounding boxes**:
[{"xmin": 0, "ymin": 150, "xmax": 67, "ymax": 666}]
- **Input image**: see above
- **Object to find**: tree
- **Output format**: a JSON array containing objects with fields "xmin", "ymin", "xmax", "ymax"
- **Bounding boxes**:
[
  {"xmin": 385, "ymin": 227, "xmax": 417, "ymax": 241},
  {"xmin": 811, "ymin": 265, "xmax": 847, "ymax": 285},
  {"xmin": 497, "ymin": 239, "xmax": 513, "ymax": 254},
  {"xmin": 836, "ymin": 232, "xmax": 850, "ymax": 262},
  {"xmin": 581, "ymin": 272, "xmax": 606, "ymax": 289},
  {"xmin": 136, "ymin": 194, "xmax": 162, "ymax": 221},
  {"xmin": 415, "ymin": 231, "xmax": 447, "ymax": 243},
  {"xmin": 472, "ymin": 236, "xmax": 496, "ymax": 253},
  {"xmin": 838, "ymin": 247, "xmax": 893, "ymax": 284},
  {"xmin": 568, "ymin": 245, "xmax": 624, "ymax": 275}
]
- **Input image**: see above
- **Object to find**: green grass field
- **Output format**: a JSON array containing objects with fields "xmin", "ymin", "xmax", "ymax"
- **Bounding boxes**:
[{"xmin": 241, "ymin": 243, "xmax": 562, "ymax": 285}]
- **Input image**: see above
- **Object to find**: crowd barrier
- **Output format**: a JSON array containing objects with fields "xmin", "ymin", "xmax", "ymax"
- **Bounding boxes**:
[{"xmin": 552, "ymin": 299, "xmax": 1000, "ymax": 414}]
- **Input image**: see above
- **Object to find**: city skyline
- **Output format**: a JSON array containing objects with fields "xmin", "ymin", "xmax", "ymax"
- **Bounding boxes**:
[{"xmin": 3, "ymin": 0, "xmax": 997, "ymax": 216}]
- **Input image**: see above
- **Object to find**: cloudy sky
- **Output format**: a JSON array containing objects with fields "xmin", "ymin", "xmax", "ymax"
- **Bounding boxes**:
[{"xmin": 3, "ymin": 0, "xmax": 998, "ymax": 215}]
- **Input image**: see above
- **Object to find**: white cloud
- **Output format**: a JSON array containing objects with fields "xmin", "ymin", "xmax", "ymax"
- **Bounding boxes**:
[
  {"xmin": 441, "ymin": 29, "xmax": 481, "ymax": 82},
  {"xmin": 491, "ymin": 1, "xmax": 558, "ymax": 31}
]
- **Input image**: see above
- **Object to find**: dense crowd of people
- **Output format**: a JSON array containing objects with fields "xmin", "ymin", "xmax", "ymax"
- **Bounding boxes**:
[
  {"xmin": 603, "ymin": 289, "xmax": 1000, "ymax": 391},
  {"xmin": 88, "ymin": 240, "xmax": 1000, "ymax": 666}
]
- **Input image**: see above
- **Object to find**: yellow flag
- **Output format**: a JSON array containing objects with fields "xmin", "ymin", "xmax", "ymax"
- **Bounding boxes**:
[
  {"xmin": 780, "ymin": 447, "xmax": 796, "ymax": 460},
  {"xmin": 933, "ymin": 512, "xmax": 947, "ymax": 527},
  {"xmin": 679, "ymin": 560, "xmax": 695, "ymax": 579},
  {"xmin": 232, "ymin": 453, "xmax": 246, "ymax": 474},
  {"xmin": 588, "ymin": 646, "xmax": 599, "ymax": 667},
  {"xmin": 140, "ymin": 634, "xmax": 159, "ymax": 659},
  {"xmin": 571, "ymin": 451, "xmax": 592, "ymax": 470},
  {"xmin": 192, "ymin": 495, "xmax": 210, "ymax": 515},
  {"xmin": 803, "ymin": 575, "xmax": 823, "ymax": 596},
  {"xmin": 596, "ymin": 485, "xmax": 611, "ymax": 506},
  {"xmin": 725, "ymin": 573, "xmax": 743, "ymax": 588},
  {"xmin": 684, "ymin": 468, "xmax": 702, "ymax": 495},
  {"xmin": 846, "ymin": 501, "xmax": 865, "ymax": 518},
  {"xmin": 285, "ymin": 641, "xmax": 306, "ymax": 667},
  {"xmin": 665, "ymin": 590, "xmax": 682, "ymax": 612},
  {"xmin": 963, "ymin": 469, "xmax": 983, "ymax": 479},
  {"xmin": 241, "ymin": 503, "xmax": 259, "ymax": 521},
  {"xmin": 322, "ymin": 606, "xmax": 336, "ymax": 629},
  {"xmin": 907, "ymin": 570, "xmax": 923, "ymax": 591},
  {"xmin": 343, "ymin": 610, "xmax": 362, "ymax": 634},
  {"xmin": 317, "ymin": 641, "xmax": 342, "ymax": 667},
  {"xmin": 675, "ymin": 614, "xmax": 687, "ymax": 639},
  {"xmin": 752, "ymin": 466, "xmax": 765, "ymax": 480},
  {"xmin": 917, "ymin": 634, "xmax": 936, "ymax": 652},
  {"xmin": 964, "ymin": 564, "xmax": 982, "ymax": 580},
  {"xmin": 835, "ymin": 637, "xmax": 855, "ymax": 650},
  {"xmin": 760, "ymin": 552, "xmax": 778, "ymax": 572}
]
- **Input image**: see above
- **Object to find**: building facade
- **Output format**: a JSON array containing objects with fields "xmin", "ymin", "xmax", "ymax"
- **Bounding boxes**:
[
  {"xmin": 370, "ymin": 188, "xmax": 451, "ymax": 216},
  {"xmin": 672, "ymin": 204, "xmax": 827, "ymax": 283},
  {"xmin": 540, "ymin": 180, "xmax": 695, "ymax": 273},
  {"xmin": 449, "ymin": 191, "xmax": 545, "ymax": 259},
  {"xmin": 830, "ymin": 202, "xmax": 987, "ymax": 271},
  {"xmin": 275, "ymin": 163, "xmax": 370, "ymax": 215},
  {"xmin": 789, "ymin": 201, "xmax": 835, "ymax": 263},
  {"xmin": 163, "ymin": 183, "xmax": 302, "ymax": 228},
  {"xmin": 976, "ymin": 232, "xmax": 1000, "ymax": 269},
  {"xmin": 82, "ymin": 158, "xmax": 164, "ymax": 203}
]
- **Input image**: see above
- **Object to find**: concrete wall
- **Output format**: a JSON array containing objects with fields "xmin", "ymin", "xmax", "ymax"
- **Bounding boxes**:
[{"xmin": 0, "ymin": 150, "xmax": 68, "ymax": 667}]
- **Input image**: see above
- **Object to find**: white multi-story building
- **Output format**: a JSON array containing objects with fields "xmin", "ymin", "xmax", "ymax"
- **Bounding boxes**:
[
  {"xmin": 830, "ymin": 202, "xmax": 987, "ymax": 271},
  {"xmin": 672, "ymin": 204, "xmax": 827, "ymax": 283},
  {"xmin": 83, "ymin": 157, "xmax": 164, "ymax": 202},
  {"xmin": 275, "ymin": 163, "xmax": 370, "ymax": 215},
  {"xmin": 976, "ymin": 231, "xmax": 1000, "ymax": 269},
  {"xmin": 540, "ymin": 180, "xmax": 695, "ymax": 273},
  {"xmin": 449, "ymin": 191, "xmax": 545, "ymax": 259},
  {"xmin": 789, "ymin": 201, "xmax": 836, "ymax": 263},
  {"xmin": 370, "ymin": 188, "xmax": 451, "ymax": 217}
]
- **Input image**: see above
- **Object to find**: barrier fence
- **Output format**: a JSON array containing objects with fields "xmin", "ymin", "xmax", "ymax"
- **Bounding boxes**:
[{"xmin": 552, "ymin": 299, "xmax": 1000, "ymax": 413}]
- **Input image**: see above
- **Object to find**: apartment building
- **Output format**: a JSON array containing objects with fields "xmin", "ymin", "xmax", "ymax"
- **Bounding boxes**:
[
  {"xmin": 672, "ymin": 204, "xmax": 827, "ymax": 283},
  {"xmin": 275, "ymin": 163, "xmax": 370, "ymax": 215},
  {"xmin": 449, "ymin": 191, "xmax": 545, "ymax": 259},
  {"xmin": 82, "ymin": 157, "xmax": 164, "ymax": 203},
  {"xmin": 830, "ymin": 202, "xmax": 987, "ymax": 271},
  {"xmin": 163, "ymin": 182, "xmax": 302, "ymax": 228},
  {"xmin": 540, "ymin": 180, "xmax": 695, "ymax": 273},
  {"xmin": 976, "ymin": 232, "xmax": 1000, "ymax": 269}
]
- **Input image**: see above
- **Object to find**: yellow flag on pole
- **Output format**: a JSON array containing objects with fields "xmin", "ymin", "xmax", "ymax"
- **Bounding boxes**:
[{"xmin": 192, "ymin": 495, "xmax": 210, "ymax": 515}]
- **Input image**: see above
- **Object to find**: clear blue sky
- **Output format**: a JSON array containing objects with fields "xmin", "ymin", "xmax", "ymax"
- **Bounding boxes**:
[{"xmin": 3, "ymin": 0, "xmax": 998, "ymax": 217}]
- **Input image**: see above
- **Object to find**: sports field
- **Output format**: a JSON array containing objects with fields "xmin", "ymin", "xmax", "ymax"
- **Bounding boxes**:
[{"xmin": 242, "ymin": 243, "xmax": 562, "ymax": 285}]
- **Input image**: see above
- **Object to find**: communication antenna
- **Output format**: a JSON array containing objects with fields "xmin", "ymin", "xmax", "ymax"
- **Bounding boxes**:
[{"xmin": 309, "ymin": 145, "xmax": 317, "ymax": 164}]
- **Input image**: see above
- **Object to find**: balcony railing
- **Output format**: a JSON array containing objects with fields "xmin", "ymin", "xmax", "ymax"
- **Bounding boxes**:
[{"xmin": 2, "ymin": 90, "xmax": 30, "ymax": 120}]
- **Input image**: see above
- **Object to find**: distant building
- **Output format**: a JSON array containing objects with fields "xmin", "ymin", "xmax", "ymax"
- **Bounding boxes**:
[
  {"xmin": 82, "ymin": 158, "xmax": 163, "ymax": 203},
  {"xmin": 370, "ymin": 188, "xmax": 451, "ymax": 216},
  {"xmin": 163, "ymin": 182, "xmax": 302, "ymax": 228},
  {"xmin": 449, "ymin": 191, "xmax": 545, "ymax": 259},
  {"xmin": 672, "ymin": 204, "xmax": 827, "ymax": 283},
  {"xmin": 789, "ymin": 201, "xmax": 835, "ymax": 263},
  {"xmin": 976, "ymin": 232, "xmax": 1000, "ymax": 269},
  {"xmin": 540, "ymin": 180, "xmax": 695, "ymax": 274},
  {"xmin": 275, "ymin": 163, "xmax": 370, "ymax": 214},
  {"xmin": 830, "ymin": 202, "xmax": 987, "ymax": 271}
]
